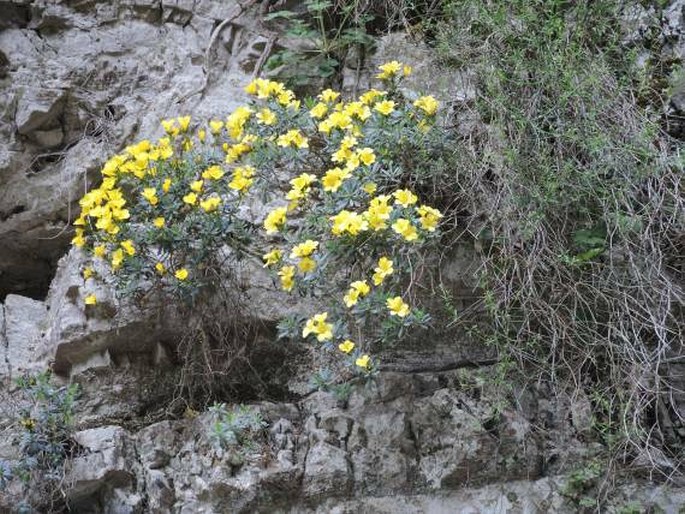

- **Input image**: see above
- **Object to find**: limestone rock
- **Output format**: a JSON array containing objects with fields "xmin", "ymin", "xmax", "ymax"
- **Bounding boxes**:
[
  {"xmin": 68, "ymin": 426, "xmax": 139, "ymax": 503},
  {"xmin": 41, "ymin": 247, "xmax": 182, "ymax": 378},
  {"xmin": 3, "ymin": 293, "xmax": 48, "ymax": 376}
]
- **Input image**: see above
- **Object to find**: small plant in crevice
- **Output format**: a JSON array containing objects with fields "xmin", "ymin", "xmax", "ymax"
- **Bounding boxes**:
[
  {"xmin": 0, "ymin": 372, "xmax": 79, "ymax": 513},
  {"xmin": 561, "ymin": 460, "xmax": 604, "ymax": 512},
  {"xmin": 265, "ymin": 0, "xmax": 376, "ymax": 88},
  {"xmin": 208, "ymin": 403, "xmax": 267, "ymax": 460}
]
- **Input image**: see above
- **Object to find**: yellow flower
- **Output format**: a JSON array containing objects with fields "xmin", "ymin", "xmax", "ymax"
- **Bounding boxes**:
[
  {"xmin": 318, "ymin": 89, "xmax": 340, "ymax": 103},
  {"xmin": 142, "ymin": 187, "xmax": 158, "ymax": 205},
  {"xmin": 82, "ymin": 267, "xmax": 93, "ymax": 280},
  {"xmin": 357, "ymin": 148, "xmax": 376, "ymax": 166},
  {"xmin": 121, "ymin": 239, "xmax": 136, "ymax": 256},
  {"xmin": 374, "ymin": 100, "xmax": 395, "ymax": 116},
  {"xmin": 339, "ymin": 340, "xmax": 355, "ymax": 354},
  {"xmin": 209, "ymin": 120, "xmax": 224, "ymax": 134},
  {"xmin": 264, "ymin": 207, "xmax": 288, "ymax": 234},
  {"xmin": 393, "ymin": 189, "xmax": 418, "ymax": 207},
  {"xmin": 344, "ymin": 289, "xmax": 361, "ymax": 307},
  {"xmin": 262, "ymin": 249, "xmax": 282, "ymax": 267},
  {"xmin": 376, "ymin": 61, "xmax": 402, "ymax": 80},
  {"xmin": 278, "ymin": 265, "xmax": 295, "ymax": 292},
  {"xmin": 226, "ymin": 105, "xmax": 253, "ymax": 140},
  {"xmin": 359, "ymin": 89, "xmax": 386, "ymax": 105},
  {"xmin": 355, "ymin": 354, "xmax": 371, "ymax": 369},
  {"xmin": 392, "ymin": 218, "xmax": 419, "ymax": 241},
  {"xmin": 190, "ymin": 180, "xmax": 204, "ymax": 193},
  {"xmin": 276, "ymin": 129, "xmax": 309, "ymax": 149},
  {"xmin": 332, "ymin": 145, "xmax": 354, "ymax": 164},
  {"xmin": 387, "ymin": 296, "xmax": 410, "ymax": 317},
  {"xmin": 414, "ymin": 95, "xmax": 439, "ymax": 116},
  {"xmin": 322, "ymin": 167, "xmax": 351, "ymax": 193},
  {"xmin": 111, "ymin": 248, "xmax": 124, "ymax": 270},
  {"xmin": 183, "ymin": 192, "xmax": 197, "ymax": 205},
  {"xmin": 153, "ymin": 217, "xmax": 165, "ymax": 228},
  {"xmin": 363, "ymin": 182, "xmax": 377, "ymax": 195},
  {"xmin": 177, "ymin": 115, "xmax": 191, "ymax": 132},
  {"xmin": 93, "ymin": 245, "xmax": 106, "ymax": 258},
  {"xmin": 156, "ymin": 138, "xmax": 173, "ymax": 160},
  {"xmin": 200, "ymin": 196, "xmax": 221, "ymax": 213},
  {"xmin": 175, "ymin": 268, "xmax": 189, "ymax": 280},
  {"xmin": 330, "ymin": 210, "xmax": 368, "ymax": 236},
  {"xmin": 344, "ymin": 280, "xmax": 371, "ymax": 307},
  {"xmin": 298, "ymin": 256, "xmax": 316, "ymax": 273},
  {"xmin": 278, "ymin": 89, "xmax": 296, "ymax": 106},
  {"xmin": 319, "ymin": 111, "xmax": 352, "ymax": 133},
  {"xmin": 161, "ymin": 118, "xmax": 178, "ymax": 136},
  {"xmin": 202, "ymin": 165, "xmax": 224, "ymax": 180},
  {"xmin": 84, "ymin": 294, "xmax": 97, "ymax": 306},
  {"xmin": 155, "ymin": 262, "xmax": 166, "ymax": 275},
  {"xmin": 309, "ymin": 102, "xmax": 328, "ymax": 119},
  {"xmin": 364, "ymin": 195, "xmax": 393, "ymax": 231},
  {"xmin": 344, "ymin": 101, "xmax": 371, "ymax": 121},
  {"xmin": 416, "ymin": 205, "xmax": 443, "ymax": 232},
  {"xmin": 72, "ymin": 233, "xmax": 86, "ymax": 247},
  {"xmin": 302, "ymin": 312, "xmax": 334, "ymax": 341},
  {"xmin": 372, "ymin": 257, "xmax": 394, "ymax": 285},
  {"xmin": 403, "ymin": 64, "xmax": 412, "ymax": 76},
  {"xmin": 256, "ymin": 108, "xmax": 277, "ymax": 125},
  {"xmin": 351, "ymin": 280, "xmax": 371, "ymax": 296},
  {"xmin": 198, "ymin": 129, "xmax": 206, "ymax": 143},
  {"xmin": 290, "ymin": 240, "xmax": 319, "ymax": 259},
  {"xmin": 290, "ymin": 173, "xmax": 317, "ymax": 192},
  {"xmin": 162, "ymin": 178, "xmax": 172, "ymax": 193}
]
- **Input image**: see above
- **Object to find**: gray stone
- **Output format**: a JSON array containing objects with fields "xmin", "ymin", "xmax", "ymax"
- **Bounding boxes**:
[
  {"xmin": 68, "ymin": 426, "xmax": 138, "ymax": 502},
  {"xmin": 302, "ymin": 441, "xmax": 351, "ymax": 497},
  {"xmin": 4, "ymin": 294, "xmax": 48, "ymax": 376}
]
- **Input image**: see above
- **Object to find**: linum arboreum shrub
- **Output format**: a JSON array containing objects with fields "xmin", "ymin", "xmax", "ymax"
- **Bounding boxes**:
[{"xmin": 72, "ymin": 61, "xmax": 443, "ymax": 381}]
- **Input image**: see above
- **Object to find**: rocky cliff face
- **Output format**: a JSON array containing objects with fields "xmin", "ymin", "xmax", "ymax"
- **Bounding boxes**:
[{"xmin": 1, "ymin": 1, "xmax": 685, "ymax": 512}]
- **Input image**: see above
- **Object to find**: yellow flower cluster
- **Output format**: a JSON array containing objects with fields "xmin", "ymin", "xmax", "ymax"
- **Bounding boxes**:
[
  {"xmin": 245, "ymin": 78, "xmax": 299, "ymax": 108},
  {"xmin": 290, "ymin": 239, "xmax": 319, "ymax": 273},
  {"xmin": 414, "ymin": 95, "xmax": 439, "ymax": 116},
  {"xmin": 73, "ymin": 65, "xmax": 442, "ymax": 377},
  {"xmin": 276, "ymin": 129, "xmax": 309, "ymax": 149},
  {"xmin": 287, "ymin": 173, "xmax": 317, "ymax": 207},
  {"xmin": 372, "ymin": 257, "xmax": 394, "ymax": 285},
  {"xmin": 330, "ymin": 210, "xmax": 368, "ymax": 236},
  {"xmin": 228, "ymin": 165, "xmax": 256, "ymax": 194},
  {"xmin": 71, "ymin": 134, "xmax": 179, "ymax": 263}
]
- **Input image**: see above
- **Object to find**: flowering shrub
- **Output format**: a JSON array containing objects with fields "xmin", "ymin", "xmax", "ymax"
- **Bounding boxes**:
[{"xmin": 72, "ymin": 61, "xmax": 444, "ymax": 382}]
